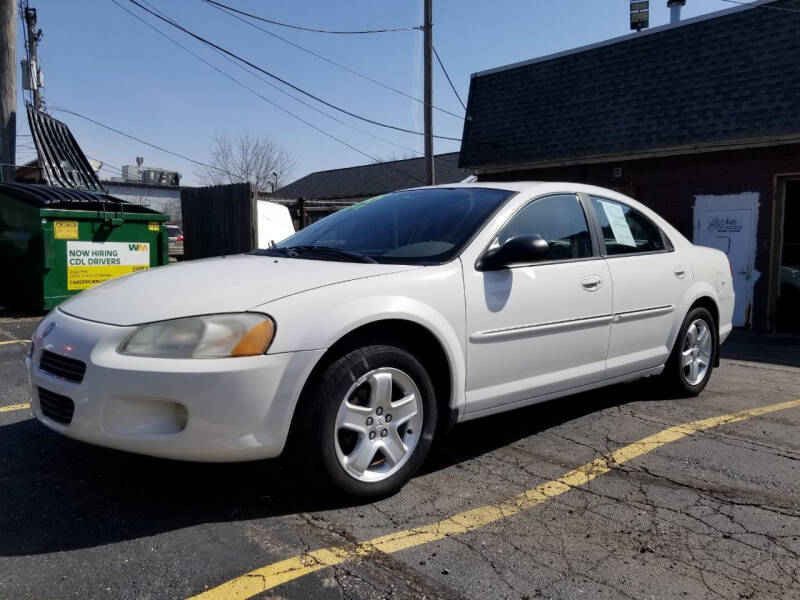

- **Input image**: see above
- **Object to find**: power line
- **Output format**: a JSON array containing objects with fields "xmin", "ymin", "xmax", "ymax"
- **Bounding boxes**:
[
  {"xmin": 719, "ymin": 0, "xmax": 800, "ymax": 12},
  {"xmin": 84, "ymin": 155, "xmax": 127, "ymax": 175},
  {"xmin": 49, "ymin": 106, "xmax": 222, "ymax": 171},
  {"xmin": 203, "ymin": 0, "xmax": 464, "ymax": 120},
  {"xmin": 432, "ymin": 45, "xmax": 466, "ymax": 112},
  {"xmin": 125, "ymin": 0, "xmax": 424, "ymax": 157},
  {"xmin": 202, "ymin": 0, "xmax": 421, "ymax": 35},
  {"xmin": 111, "ymin": 0, "xmax": 436, "ymax": 177},
  {"xmin": 0, "ymin": 161, "xmax": 41, "ymax": 169},
  {"xmin": 108, "ymin": 4, "xmax": 427, "ymax": 184},
  {"xmin": 126, "ymin": 0, "xmax": 461, "ymax": 142}
]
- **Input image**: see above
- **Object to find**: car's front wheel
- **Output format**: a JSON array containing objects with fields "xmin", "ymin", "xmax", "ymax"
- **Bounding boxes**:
[
  {"xmin": 662, "ymin": 307, "xmax": 716, "ymax": 396},
  {"xmin": 294, "ymin": 343, "xmax": 437, "ymax": 498}
]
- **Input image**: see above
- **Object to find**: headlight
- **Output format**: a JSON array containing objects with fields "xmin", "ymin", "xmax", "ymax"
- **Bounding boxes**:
[{"xmin": 119, "ymin": 313, "xmax": 275, "ymax": 358}]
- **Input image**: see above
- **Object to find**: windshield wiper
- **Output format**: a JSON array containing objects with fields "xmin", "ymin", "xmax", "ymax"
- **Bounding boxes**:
[
  {"xmin": 251, "ymin": 247, "xmax": 293, "ymax": 257},
  {"xmin": 283, "ymin": 245, "xmax": 377, "ymax": 264}
]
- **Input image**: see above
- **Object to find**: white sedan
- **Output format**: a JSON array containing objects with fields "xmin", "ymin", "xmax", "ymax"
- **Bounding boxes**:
[{"xmin": 27, "ymin": 183, "xmax": 734, "ymax": 497}]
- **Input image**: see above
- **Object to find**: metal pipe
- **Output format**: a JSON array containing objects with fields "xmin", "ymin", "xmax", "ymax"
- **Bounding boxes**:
[
  {"xmin": 423, "ymin": 0, "xmax": 434, "ymax": 185},
  {"xmin": 668, "ymin": 0, "xmax": 685, "ymax": 24}
]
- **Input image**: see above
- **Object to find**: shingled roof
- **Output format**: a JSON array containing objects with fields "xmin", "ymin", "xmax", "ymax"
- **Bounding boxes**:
[
  {"xmin": 275, "ymin": 153, "xmax": 469, "ymax": 201},
  {"xmin": 460, "ymin": 0, "xmax": 800, "ymax": 171}
]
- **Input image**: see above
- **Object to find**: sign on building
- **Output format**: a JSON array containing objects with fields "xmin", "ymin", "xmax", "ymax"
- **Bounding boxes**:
[{"xmin": 630, "ymin": 0, "xmax": 649, "ymax": 31}]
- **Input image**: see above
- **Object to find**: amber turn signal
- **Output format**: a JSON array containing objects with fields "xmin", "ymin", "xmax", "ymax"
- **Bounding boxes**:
[{"xmin": 230, "ymin": 319, "xmax": 275, "ymax": 356}]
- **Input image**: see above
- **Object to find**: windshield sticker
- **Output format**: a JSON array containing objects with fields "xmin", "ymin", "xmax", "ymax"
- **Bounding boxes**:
[
  {"xmin": 345, "ymin": 194, "xmax": 386, "ymax": 211},
  {"xmin": 600, "ymin": 201, "xmax": 637, "ymax": 247}
]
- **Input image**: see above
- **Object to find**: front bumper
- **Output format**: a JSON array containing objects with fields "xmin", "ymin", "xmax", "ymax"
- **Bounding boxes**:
[{"xmin": 26, "ymin": 309, "xmax": 324, "ymax": 462}]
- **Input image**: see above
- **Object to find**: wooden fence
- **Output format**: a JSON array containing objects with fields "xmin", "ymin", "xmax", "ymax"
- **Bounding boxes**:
[{"xmin": 180, "ymin": 182, "xmax": 256, "ymax": 260}]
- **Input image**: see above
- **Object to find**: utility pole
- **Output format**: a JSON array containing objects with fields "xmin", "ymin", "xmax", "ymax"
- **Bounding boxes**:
[
  {"xmin": 423, "ymin": 0, "xmax": 434, "ymax": 185},
  {"xmin": 23, "ymin": 2, "xmax": 42, "ymax": 111},
  {"xmin": 0, "ymin": 0, "xmax": 16, "ymax": 182}
]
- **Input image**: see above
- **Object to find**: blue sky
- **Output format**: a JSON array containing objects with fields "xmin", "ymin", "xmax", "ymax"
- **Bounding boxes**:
[{"xmin": 15, "ymin": 0, "xmax": 738, "ymax": 186}]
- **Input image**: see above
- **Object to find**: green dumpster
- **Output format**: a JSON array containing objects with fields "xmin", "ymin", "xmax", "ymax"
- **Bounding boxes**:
[{"xmin": 0, "ymin": 182, "xmax": 169, "ymax": 311}]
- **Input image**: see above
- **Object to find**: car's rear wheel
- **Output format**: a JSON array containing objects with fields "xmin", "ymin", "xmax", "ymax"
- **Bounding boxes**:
[
  {"xmin": 662, "ymin": 307, "xmax": 716, "ymax": 396},
  {"xmin": 294, "ymin": 344, "xmax": 437, "ymax": 498}
]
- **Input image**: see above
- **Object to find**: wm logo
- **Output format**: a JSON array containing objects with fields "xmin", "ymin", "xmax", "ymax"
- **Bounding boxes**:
[{"xmin": 128, "ymin": 243, "xmax": 148, "ymax": 251}]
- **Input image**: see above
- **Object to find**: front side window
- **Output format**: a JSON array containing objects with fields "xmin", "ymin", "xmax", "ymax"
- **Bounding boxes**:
[
  {"xmin": 494, "ymin": 194, "xmax": 592, "ymax": 261},
  {"xmin": 590, "ymin": 196, "xmax": 666, "ymax": 256},
  {"xmin": 265, "ymin": 187, "xmax": 512, "ymax": 264}
]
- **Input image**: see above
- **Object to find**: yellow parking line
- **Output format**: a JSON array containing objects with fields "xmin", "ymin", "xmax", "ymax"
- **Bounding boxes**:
[
  {"xmin": 189, "ymin": 398, "xmax": 800, "ymax": 600},
  {"xmin": 0, "ymin": 403, "xmax": 30, "ymax": 414},
  {"xmin": 0, "ymin": 339, "xmax": 30, "ymax": 346}
]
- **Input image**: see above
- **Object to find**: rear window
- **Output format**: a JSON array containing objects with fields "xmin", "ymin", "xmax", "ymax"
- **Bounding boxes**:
[
  {"xmin": 166, "ymin": 226, "xmax": 182, "ymax": 236},
  {"xmin": 590, "ymin": 196, "xmax": 666, "ymax": 255}
]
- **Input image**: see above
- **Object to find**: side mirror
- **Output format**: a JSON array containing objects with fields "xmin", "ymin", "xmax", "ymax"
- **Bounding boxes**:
[{"xmin": 476, "ymin": 234, "xmax": 550, "ymax": 271}]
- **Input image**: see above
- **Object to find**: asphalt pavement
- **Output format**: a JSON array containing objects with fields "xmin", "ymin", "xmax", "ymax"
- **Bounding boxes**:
[{"xmin": 1, "ymin": 316, "xmax": 799, "ymax": 600}]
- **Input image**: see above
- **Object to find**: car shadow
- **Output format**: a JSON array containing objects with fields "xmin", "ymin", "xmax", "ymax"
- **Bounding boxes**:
[
  {"xmin": 0, "ymin": 380, "xmax": 656, "ymax": 557},
  {"xmin": 423, "ymin": 379, "xmax": 651, "ymax": 475},
  {"xmin": 720, "ymin": 329, "xmax": 800, "ymax": 368}
]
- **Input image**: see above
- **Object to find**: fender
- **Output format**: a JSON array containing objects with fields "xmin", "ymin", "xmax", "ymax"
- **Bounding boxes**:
[
  {"xmin": 317, "ymin": 295, "xmax": 466, "ymax": 411},
  {"xmin": 670, "ymin": 281, "xmax": 722, "ymax": 356},
  {"xmin": 253, "ymin": 264, "xmax": 469, "ymax": 440}
]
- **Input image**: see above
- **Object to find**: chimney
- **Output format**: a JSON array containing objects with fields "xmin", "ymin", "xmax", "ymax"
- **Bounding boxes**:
[{"xmin": 667, "ymin": 0, "xmax": 686, "ymax": 24}]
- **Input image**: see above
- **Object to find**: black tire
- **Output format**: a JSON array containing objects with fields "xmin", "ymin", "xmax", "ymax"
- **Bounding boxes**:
[
  {"xmin": 662, "ymin": 307, "xmax": 717, "ymax": 397},
  {"xmin": 293, "ymin": 343, "xmax": 437, "ymax": 499}
]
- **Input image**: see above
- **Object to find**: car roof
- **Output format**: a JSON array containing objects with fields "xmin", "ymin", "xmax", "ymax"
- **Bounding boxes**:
[
  {"xmin": 405, "ymin": 181, "xmax": 639, "ymax": 194},
  {"xmin": 401, "ymin": 181, "xmax": 690, "ymax": 247},
  {"xmin": 405, "ymin": 181, "xmax": 540, "ymax": 193}
]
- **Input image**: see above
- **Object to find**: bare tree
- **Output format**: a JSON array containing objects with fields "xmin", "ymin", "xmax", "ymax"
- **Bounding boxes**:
[
  {"xmin": 196, "ymin": 131, "xmax": 294, "ymax": 192},
  {"xmin": 373, "ymin": 151, "xmax": 417, "ymax": 163}
]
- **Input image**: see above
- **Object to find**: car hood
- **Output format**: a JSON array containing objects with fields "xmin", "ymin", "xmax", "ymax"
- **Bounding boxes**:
[{"xmin": 59, "ymin": 254, "xmax": 418, "ymax": 326}]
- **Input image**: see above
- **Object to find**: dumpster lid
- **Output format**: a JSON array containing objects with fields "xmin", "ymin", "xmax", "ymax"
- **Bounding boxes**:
[
  {"xmin": 0, "ymin": 182, "xmax": 164, "ymax": 214},
  {"xmin": 27, "ymin": 106, "xmax": 105, "ymax": 192}
]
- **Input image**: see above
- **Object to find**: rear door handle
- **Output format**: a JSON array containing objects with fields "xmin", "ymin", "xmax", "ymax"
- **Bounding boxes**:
[
  {"xmin": 580, "ymin": 275, "xmax": 602, "ymax": 291},
  {"xmin": 674, "ymin": 266, "xmax": 687, "ymax": 279}
]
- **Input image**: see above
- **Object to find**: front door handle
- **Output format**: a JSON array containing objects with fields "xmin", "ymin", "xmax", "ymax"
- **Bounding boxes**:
[{"xmin": 580, "ymin": 275, "xmax": 602, "ymax": 291}]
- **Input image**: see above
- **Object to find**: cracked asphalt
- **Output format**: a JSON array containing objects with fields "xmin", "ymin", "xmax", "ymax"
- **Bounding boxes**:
[{"xmin": 2, "ymin": 316, "xmax": 800, "ymax": 600}]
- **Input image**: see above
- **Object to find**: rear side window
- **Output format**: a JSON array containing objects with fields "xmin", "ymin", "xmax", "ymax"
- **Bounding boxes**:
[
  {"xmin": 496, "ymin": 194, "xmax": 592, "ymax": 260},
  {"xmin": 590, "ymin": 196, "xmax": 666, "ymax": 255}
]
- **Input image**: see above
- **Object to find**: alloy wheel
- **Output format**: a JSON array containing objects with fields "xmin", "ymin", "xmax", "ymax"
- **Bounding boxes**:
[
  {"xmin": 333, "ymin": 367, "xmax": 424, "ymax": 483},
  {"xmin": 681, "ymin": 318, "xmax": 713, "ymax": 386}
]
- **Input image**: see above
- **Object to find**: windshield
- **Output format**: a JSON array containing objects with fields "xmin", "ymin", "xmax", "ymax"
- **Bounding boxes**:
[{"xmin": 267, "ymin": 187, "xmax": 512, "ymax": 264}]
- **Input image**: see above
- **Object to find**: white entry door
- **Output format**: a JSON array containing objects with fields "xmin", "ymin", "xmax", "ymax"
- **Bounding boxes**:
[{"xmin": 694, "ymin": 194, "xmax": 758, "ymax": 327}]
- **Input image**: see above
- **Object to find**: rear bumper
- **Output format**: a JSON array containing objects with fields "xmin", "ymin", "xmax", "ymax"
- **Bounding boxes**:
[{"xmin": 27, "ymin": 309, "xmax": 324, "ymax": 462}]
